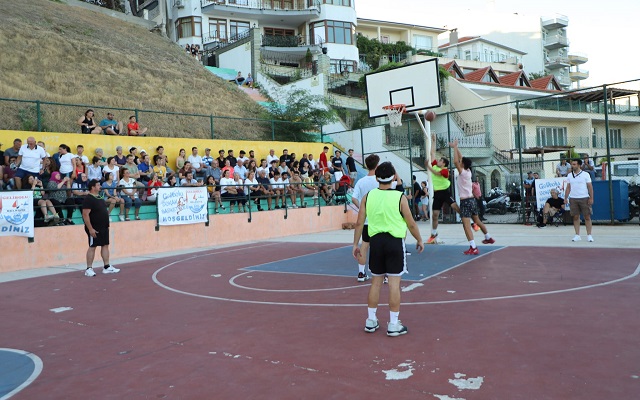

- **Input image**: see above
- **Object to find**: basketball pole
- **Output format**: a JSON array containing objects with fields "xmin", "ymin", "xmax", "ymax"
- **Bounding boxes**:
[{"xmin": 412, "ymin": 112, "xmax": 434, "ymax": 232}]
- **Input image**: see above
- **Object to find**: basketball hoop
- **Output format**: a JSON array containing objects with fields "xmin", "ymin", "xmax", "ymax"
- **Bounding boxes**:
[{"xmin": 382, "ymin": 104, "xmax": 406, "ymax": 127}]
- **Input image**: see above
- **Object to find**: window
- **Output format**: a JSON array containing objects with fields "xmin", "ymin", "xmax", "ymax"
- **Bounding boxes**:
[
  {"xmin": 513, "ymin": 125, "xmax": 526, "ymax": 148},
  {"xmin": 413, "ymin": 35, "xmax": 432, "ymax": 51},
  {"xmin": 609, "ymin": 128, "xmax": 622, "ymax": 148},
  {"xmin": 330, "ymin": 59, "xmax": 356, "ymax": 74},
  {"xmin": 176, "ymin": 17, "xmax": 202, "ymax": 39},
  {"xmin": 208, "ymin": 19, "xmax": 227, "ymax": 41},
  {"xmin": 323, "ymin": 0, "xmax": 352, "ymax": 5},
  {"xmin": 536, "ymin": 126, "xmax": 567, "ymax": 147},
  {"xmin": 229, "ymin": 20, "xmax": 250, "ymax": 40},
  {"xmin": 464, "ymin": 50, "xmax": 471, "ymax": 60},
  {"xmin": 263, "ymin": 27, "xmax": 296, "ymax": 47},
  {"xmin": 592, "ymin": 127, "xmax": 597, "ymax": 148},
  {"xmin": 311, "ymin": 21, "xmax": 353, "ymax": 45}
]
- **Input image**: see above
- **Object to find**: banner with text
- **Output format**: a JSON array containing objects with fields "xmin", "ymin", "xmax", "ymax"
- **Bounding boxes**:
[
  {"xmin": 0, "ymin": 191, "xmax": 34, "ymax": 238},
  {"xmin": 157, "ymin": 187, "xmax": 208, "ymax": 226},
  {"xmin": 534, "ymin": 178, "xmax": 567, "ymax": 210}
]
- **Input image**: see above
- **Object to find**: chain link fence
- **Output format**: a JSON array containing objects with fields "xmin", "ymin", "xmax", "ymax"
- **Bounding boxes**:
[
  {"xmin": 324, "ymin": 79, "xmax": 640, "ymax": 225},
  {"xmin": 0, "ymin": 98, "xmax": 314, "ymax": 142}
]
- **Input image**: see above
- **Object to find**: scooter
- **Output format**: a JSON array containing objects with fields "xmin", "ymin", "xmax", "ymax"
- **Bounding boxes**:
[
  {"xmin": 507, "ymin": 183, "xmax": 522, "ymax": 213},
  {"xmin": 484, "ymin": 187, "xmax": 509, "ymax": 215}
]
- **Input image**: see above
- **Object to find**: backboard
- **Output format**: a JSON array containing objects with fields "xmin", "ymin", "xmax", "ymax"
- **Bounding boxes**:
[{"xmin": 365, "ymin": 59, "xmax": 441, "ymax": 119}]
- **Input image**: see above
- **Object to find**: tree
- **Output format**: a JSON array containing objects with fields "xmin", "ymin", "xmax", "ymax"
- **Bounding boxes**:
[
  {"xmin": 263, "ymin": 88, "xmax": 338, "ymax": 142},
  {"xmin": 528, "ymin": 71, "xmax": 546, "ymax": 81}
]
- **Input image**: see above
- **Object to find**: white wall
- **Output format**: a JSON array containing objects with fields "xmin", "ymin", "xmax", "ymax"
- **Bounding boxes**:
[{"xmin": 219, "ymin": 42, "xmax": 252, "ymax": 76}]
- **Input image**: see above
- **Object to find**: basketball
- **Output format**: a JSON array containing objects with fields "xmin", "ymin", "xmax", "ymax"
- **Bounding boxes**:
[{"xmin": 425, "ymin": 111, "xmax": 436, "ymax": 122}]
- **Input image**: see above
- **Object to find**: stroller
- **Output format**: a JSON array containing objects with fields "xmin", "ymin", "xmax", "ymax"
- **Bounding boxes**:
[{"xmin": 333, "ymin": 174, "xmax": 351, "ymax": 205}]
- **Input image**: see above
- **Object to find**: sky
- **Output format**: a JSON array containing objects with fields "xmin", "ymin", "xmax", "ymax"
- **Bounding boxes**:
[{"xmin": 356, "ymin": 0, "xmax": 640, "ymax": 88}]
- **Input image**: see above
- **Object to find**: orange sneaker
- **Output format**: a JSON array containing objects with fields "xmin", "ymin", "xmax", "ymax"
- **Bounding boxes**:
[{"xmin": 426, "ymin": 234, "xmax": 438, "ymax": 244}]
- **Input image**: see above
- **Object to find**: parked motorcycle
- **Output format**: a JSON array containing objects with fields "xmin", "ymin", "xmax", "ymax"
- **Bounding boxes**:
[
  {"xmin": 507, "ymin": 183, "xmax": 522, "ymax": 213},
  {"xmin": 484, "ymin": 187, "xmax": 509, "ymax": 215}
]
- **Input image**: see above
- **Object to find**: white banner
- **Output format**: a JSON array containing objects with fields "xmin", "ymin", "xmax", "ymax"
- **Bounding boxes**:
[
  {"xmin": 157, "ymin": 187, "xmax": 208, "ymax": 226},
  {"xmin": 0, "ymin": 191, "xmax": 34, "ymax": 238},
  {"xmin": 534, "ymin": 178, "xmax": 567, "ymax": 210}
]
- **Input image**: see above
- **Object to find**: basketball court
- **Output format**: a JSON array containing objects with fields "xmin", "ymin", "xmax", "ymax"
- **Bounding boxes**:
[
  {"xmin": 2, "ymin": 62, "xmax": 639, "ymax": 399},
  {"xmin": 1, "ymin": 223, "xmax": 639, "ymax": 400}
]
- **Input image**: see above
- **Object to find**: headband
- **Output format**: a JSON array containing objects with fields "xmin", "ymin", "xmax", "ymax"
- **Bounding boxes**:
[{"xmin": 376, "ymin": 175, "xmax": 394, "ymax": 183}]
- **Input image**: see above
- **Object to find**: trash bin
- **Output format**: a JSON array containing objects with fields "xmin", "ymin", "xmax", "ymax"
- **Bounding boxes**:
[{"xmin": 591, "ymin": 180, "xmax": 629, "ymax": 221}]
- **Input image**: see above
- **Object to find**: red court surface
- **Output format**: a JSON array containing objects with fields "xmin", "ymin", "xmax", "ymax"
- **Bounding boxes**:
[{"xmin": 2, "ymin": 242, "xmax": 640, "ymax": 399}]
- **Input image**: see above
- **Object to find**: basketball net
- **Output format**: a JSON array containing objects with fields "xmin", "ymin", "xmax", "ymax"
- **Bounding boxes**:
[{"xmin": 382, "ymin": 104, "xmax": 405, "ymax": 127}]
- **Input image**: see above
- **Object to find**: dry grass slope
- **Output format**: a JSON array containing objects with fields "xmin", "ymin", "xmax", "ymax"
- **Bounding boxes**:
[{"xmin": 0, "ymin": 0, "xmax": 268, "ymax": 139}]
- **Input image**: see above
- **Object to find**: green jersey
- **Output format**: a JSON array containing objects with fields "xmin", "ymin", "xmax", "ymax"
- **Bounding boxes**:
[{"xmin": 366, "ymin": 189, "xmax": 407, "ymax": 239}]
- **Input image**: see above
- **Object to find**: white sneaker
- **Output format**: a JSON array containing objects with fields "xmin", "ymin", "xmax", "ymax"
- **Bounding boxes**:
[
  {"xmin": 572, "ymin": 235, "xmax": 581, "ymax": 242},
  {"xmin": 587, "ymin": 235, "xmax": 594, "ymax": 242},
  {"xmin": 102, "ymin": 265, "xmax": 120, "ymax": 274},
  {"xmin": 85, "ymin": 268, "xmax": 96, "ymax": 277},
  {"xmin": 387, "ymin": 320, "xmax": 408, "ymax": 337},
  {"xmin": 118, "ymin": 214, "xmax": 125, "ymax": 222},
  {"xmin": 364, "ymin": 318, "xmax": 379, "ymax": 333}
]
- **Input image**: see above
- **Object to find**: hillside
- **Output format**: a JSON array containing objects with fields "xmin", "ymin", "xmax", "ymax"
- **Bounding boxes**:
[{"xmin": 0, "ymin": 0, "xmax": 268, "ymax": 139}]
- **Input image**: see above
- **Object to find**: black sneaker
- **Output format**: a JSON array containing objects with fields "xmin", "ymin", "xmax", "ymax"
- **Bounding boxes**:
[
  {"xmin": 357, "ymin": 272, "xmax": 369, "ymax": 282},
  {"xmin": 537, "ymin": 223, "xmax": 546, "ymax": 228},
  {"xmin": 274, "ymin": 205, "xmax": 280, "ymax": 209}
]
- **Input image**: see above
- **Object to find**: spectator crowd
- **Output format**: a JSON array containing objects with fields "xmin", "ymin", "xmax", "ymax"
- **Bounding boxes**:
[{"xmin": 1, "ymin": 136, "xmax": 362, "ymax": 227}]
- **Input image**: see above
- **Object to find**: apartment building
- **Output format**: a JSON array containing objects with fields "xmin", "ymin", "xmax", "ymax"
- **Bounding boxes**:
[{"xmin": 132, "ymin": 0, "xmax": 359, "ymax": 74}]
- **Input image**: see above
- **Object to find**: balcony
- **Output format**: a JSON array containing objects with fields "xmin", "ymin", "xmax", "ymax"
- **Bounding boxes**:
[
  {"xmin": 570, "ymin": 70, "xmax": 589, "ymax": 81},
  {"xmin": 545, "ymin": 56, "xmax": 570, "ymax": 69},
  {"xmin": 201, "ymin": 0, "xmax": 320, "ymax": 26},
  {"xmin": 544, "ymin": 35, "xmax": 569, "ymax": 49},
  {"xmin": 261, "ymin": 34, "xmax": 323, "ymax": 57},
  {"xmin": 568, "ymin": 53, "xmax": 588, "ymax": 65},
  {"xmin": 541, "ymin": 15, "xmax": 569, "ymax": 30}
]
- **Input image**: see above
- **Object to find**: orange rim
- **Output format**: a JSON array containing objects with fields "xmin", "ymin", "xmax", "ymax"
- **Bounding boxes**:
[{"xmin": 382, "ymin": 104, "xmax": 406, "ymax": 113}]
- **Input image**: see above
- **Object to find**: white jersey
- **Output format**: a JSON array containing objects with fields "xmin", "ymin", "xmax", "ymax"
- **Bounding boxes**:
[
  {"xmin": 352, "ymin": 175, "xmax": 379, "ymax": 225},
  {"xmin": 565, "ymin": 170, "xmax": 592, "ymax": 199}
]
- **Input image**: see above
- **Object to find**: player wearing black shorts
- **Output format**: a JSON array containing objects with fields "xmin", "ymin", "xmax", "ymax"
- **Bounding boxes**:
[
  {"xmin": 351, "ymin": 154, "xmax": 380, "ymax": 282},
  {"xmin": 352, "ymin": 162, "xmax": 423, "ymax": 337},
  {"xmin": 425, "ymin": 133, "xmax": 461, "ymax": 244},
  {"xmin": 82, "ymin": 179, "xmax": 120, "ymax": 277}
]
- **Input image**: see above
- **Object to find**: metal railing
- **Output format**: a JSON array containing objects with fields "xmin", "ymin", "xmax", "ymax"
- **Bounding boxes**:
[
  {"xmin": 261, "ymin": 34, "xmax": 322, "ymax": 48},
  {"xmin": 203, "ymin": 29, "xmax": 251, "ymax": 50},
  {"xmin": 0, "ymin": 97, "xmax": 315, "ymax": 141},
  {"xmin": 7, "ymin": 180, "xmax": 350, "ymax": 229},
  {"xmin": 201, "ymin": 0, "xmax": 320, "ymax": 11}
]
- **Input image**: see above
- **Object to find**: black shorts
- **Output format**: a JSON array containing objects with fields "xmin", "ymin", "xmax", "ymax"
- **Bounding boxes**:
[
  {"xmin": 368, "ymin": 233, "xmax": 407, "ymax": 277},
  {"xmin": 432, "ymin": 188, "xmax": 455, "ymax": 210},
  {"xmin": 85, "ymin": 227, "xmax": 109, "ymax": 247},
  {"xmin": 362, "ymin": 224, "xmax": 370, "ymax": 243}
]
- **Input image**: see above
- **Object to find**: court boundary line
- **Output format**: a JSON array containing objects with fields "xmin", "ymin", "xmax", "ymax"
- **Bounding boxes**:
[
  {"xmin": 0, "ymin": 349, "xmax": 43, "ymax": 400},
  {"xmin": 228, "ymin": 247, "xmax": 506, "ymax": 291},
  {"xmin": 229, "ymin": 270, "xmax": 370, "ymax": 292},
  {"xmin": 153, "ymin": 243, "xmax": 640, "ymax": 306},
  {"xmin": 239, "ymin": 245, "xmax": 352, "ymax": 272}
]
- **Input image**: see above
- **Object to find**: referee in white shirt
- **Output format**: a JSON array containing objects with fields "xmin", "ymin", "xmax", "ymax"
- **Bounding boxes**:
[{"xmin": 564, "ymin": 158, "xmax": 594, "ymax": 242}]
